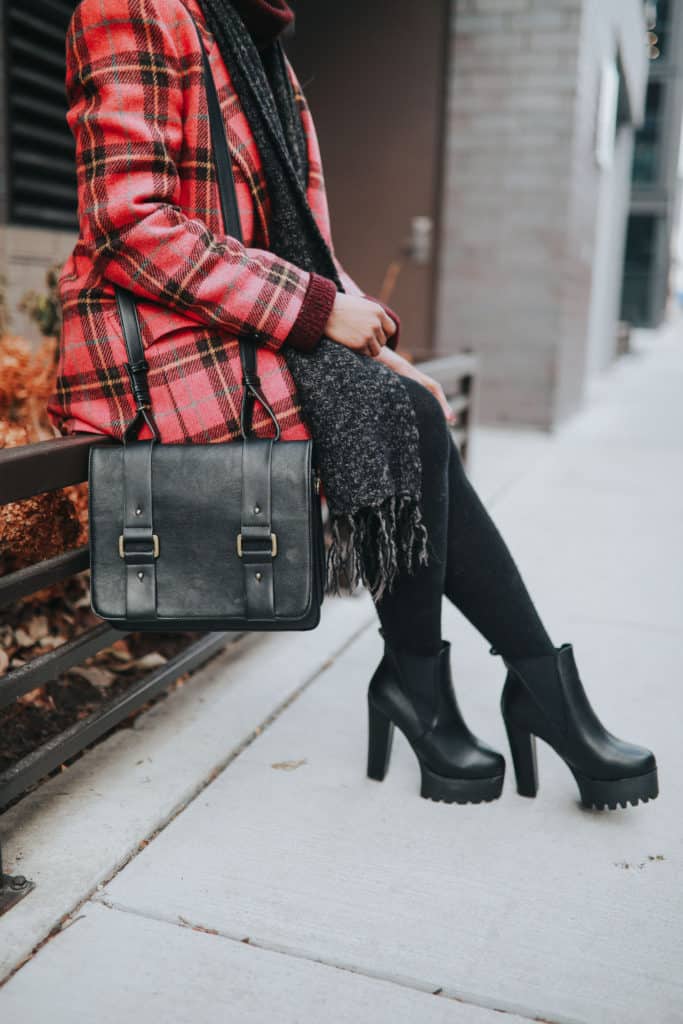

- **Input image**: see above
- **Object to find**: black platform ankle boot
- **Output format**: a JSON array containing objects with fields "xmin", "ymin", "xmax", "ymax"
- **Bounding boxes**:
[
  {"xmin": 498, "ymin": 643, "xmax": 658, "ymax": 810},
  {"xmin": 367, "ymin": 632, "xmax": 505, "ymax": 804}
]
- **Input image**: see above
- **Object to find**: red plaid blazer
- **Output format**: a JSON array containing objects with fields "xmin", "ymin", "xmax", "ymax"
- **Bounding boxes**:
[{"xmin": 47, "ymin": 0, "xmax": 390, "ymax": 443}]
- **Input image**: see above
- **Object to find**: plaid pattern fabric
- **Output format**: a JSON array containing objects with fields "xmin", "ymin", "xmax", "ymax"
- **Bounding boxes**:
[{"xmin": 47, "ymin": 0, "xmax": 364, "ymax": 442}]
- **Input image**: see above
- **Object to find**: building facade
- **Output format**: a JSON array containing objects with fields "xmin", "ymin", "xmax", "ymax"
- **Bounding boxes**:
[
  {"xmin": 621, "ymin": 0, "xmax": 683, "ymax": 328},
  {"xmin": 434, "ymin": 0, "xmax": 649, "ymax": 428},
  {"xmin": 0, "ymin": 0, "xmax": 78, "ymax": 341}
]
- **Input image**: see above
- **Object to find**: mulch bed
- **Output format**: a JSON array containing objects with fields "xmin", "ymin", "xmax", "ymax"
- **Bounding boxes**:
[{"xmin": 0, "ymin": 572, "xmax": 203, "ymax": 775}]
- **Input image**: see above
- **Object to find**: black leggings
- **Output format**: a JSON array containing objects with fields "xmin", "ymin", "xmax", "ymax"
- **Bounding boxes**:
[{"xmin": 374, "ymin": 377, "xmax": 555, "ymax": 659}]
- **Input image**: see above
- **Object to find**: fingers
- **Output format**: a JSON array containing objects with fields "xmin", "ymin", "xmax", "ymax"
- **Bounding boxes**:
[
  {"xmin": 425, "ymin": 378, "xmax": 457, "ymax": 423},
  {"xmin": 364, "ymin": 311, "xmax": 388, "ymax": 356},
  {"xmin": 366, "ymin": 335, "xmax": 382, "ymax": 357},
  {"xmin": 352, "ymin": 336, "xmax": 381, "ymax": 357},
  {"xmin": 372, "ymin": 323, "xmax": 387, "ymax": 348},
  {"xmin": 435, "ymin": 387, "xmax": 455, "ymax": 422},
  {"xmin": 443, "ymin": 399, "xmax": 457, "ymax": 424},
  {"xmin": 378, "ymin": 308, "xmax": 397, "ymax": 338}
]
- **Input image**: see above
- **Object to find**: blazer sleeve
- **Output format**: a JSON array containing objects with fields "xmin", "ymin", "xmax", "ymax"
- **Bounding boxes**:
[{"xmin": 65, "ymin": 0, "xmax": 314, "ymax": 352}]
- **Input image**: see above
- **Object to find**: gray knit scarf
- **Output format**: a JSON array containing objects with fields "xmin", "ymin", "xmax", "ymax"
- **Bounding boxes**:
[{"xmin": 197, "ymin": 0, "xmax": 428, "ymax": 600}]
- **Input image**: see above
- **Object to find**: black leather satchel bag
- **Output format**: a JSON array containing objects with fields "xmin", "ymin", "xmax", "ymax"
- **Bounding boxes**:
[{"xmin": 88, "ymin": 17, "xmax": 325, "ymax": 632}]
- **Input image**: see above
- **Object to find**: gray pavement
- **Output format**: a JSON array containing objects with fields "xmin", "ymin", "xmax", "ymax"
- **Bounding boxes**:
[{"xmin": 1, "ymin": 324, "xmax": 682, "ymax": 1022}]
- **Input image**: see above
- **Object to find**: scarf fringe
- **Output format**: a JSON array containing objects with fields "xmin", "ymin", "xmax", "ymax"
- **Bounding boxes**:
[{"xmin": 325, "ymin": 495, "xmax": 429, "ymax": 603}]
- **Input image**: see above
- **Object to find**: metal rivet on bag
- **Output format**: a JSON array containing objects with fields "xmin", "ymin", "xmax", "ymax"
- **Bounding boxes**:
[
  {"xmin": 255, "ymin": 572, "xmax": 262, "ymax": 582},
  {"xmin": 135, "ymin": 507, "xmax": 142, "ymax": 516},
  {"xmin": 137, "ymin": 571, "xmax": 144, "ymax": 581},
  {"xmin": 253, "ymin": 504, "xmax": 261, "ymax": 514}
]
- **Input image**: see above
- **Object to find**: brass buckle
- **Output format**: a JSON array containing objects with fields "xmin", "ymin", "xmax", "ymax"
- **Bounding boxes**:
[
  {"xmin": 118, "ymin": 534, "xmax": 160, "ymax": 559},
  {"xmin": 236, "ymin": 532, "xmax": 277, "ymax": 558}
]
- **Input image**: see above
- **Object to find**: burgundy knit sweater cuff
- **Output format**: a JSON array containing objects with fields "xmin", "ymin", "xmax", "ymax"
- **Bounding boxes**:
[{"xmin": 286, "ymin": 272, "xmax": 338, "ymax": 352}]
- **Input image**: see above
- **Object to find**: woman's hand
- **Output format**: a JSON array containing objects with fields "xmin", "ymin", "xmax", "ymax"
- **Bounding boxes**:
[
  {"xmin": 324, "ymin": 293, "xmax": 397, "ymax": 357},
  {"xmin": 375, "ymin": 346, "xmax": 457, "ymax": 425}
]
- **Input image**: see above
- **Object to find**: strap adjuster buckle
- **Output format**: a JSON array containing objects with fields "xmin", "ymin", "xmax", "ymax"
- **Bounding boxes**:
[
  {"xmin": 236, "ymin": 532, "xmax": 277, "ymax": 559},
  {"xmin": 119, "ymin": 534, "xmax": 160, "ymax": 559}
]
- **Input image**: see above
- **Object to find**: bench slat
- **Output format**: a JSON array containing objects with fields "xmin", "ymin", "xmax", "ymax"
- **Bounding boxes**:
[
  {"xmin": 0, "ymin": 434, "xmax": 114, "ymax": 505},
  {"xmin": 0, "ymin": 546, "xmax": 90, "ymax": 609},
  {"xmin": 0, "ymin": 621, "xmax": 122, "ymax": 710},
  {"xmin": 0, "ymin": 631, "xmax": 233, "ymax": 810}
]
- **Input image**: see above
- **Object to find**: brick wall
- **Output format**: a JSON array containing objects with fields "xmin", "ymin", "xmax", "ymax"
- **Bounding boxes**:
[{"xmin": 435, "ymin": 0, "xmax": 647, "ymax": 428}]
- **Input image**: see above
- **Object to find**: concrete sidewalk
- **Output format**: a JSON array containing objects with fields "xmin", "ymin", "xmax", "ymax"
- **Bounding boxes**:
[{"xmin": 1, "ymin": 325, "xmax": 682, "ymax": 1022}]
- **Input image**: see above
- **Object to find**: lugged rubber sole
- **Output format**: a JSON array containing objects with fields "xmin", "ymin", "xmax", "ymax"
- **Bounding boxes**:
[
  {"xmin": 503, "ymin": 714, "xmax": 659, "ymax": 811},
  {"xmin": 419, "ymin": 763, "xmax": 505, "ymax": 805},
  {"xmin": 571, "ymin": 766, "xmax": 659, "ymax": 811}
]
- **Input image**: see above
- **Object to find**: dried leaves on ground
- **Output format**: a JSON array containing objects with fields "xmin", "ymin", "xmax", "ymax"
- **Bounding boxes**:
[{"xmin": 0, "ymin": 571, "xmax": 201, "ymax": 773}]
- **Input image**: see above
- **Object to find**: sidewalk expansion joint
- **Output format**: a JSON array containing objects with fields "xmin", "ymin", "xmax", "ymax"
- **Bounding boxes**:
[{"xmin": 90, "ymin": 896, "xmax": 560, "ymax": 1024}]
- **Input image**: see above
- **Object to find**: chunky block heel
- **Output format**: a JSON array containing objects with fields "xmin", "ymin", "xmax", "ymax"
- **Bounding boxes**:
[
  {"xmin": 503, "ymin": 718, "xmax": 538, "ymax": 798},
  {"xmin": 367, "ymin": 699, "xmax": 394, "ymax": 781}
]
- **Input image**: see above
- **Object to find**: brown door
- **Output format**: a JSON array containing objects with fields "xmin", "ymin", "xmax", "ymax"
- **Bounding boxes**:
[{"xmin": 284, "ymin": 1, "xmax": 450, "ymax": 360}]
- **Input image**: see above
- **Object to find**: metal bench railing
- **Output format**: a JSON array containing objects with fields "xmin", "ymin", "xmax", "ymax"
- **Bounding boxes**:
[{"xmin": 0, "ymin": 351, "xmax": 477, "ymax": 914}]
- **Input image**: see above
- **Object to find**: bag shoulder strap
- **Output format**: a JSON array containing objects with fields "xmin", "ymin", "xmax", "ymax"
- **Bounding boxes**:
[{"xmin": 116, "ymin": 13, "xmax": 279, "ymax": 442}]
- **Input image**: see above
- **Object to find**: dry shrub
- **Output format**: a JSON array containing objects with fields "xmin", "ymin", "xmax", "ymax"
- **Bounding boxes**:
[{"xmin": 0, "ymin": 332, "xmax": 88, "ymax": 583}]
